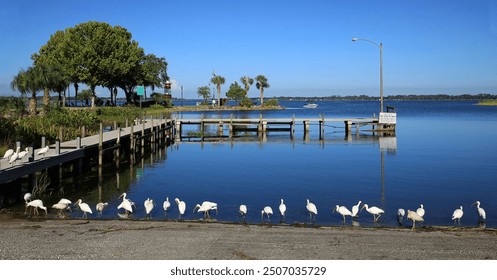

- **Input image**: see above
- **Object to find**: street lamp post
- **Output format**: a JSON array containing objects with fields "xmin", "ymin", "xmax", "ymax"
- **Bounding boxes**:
[{"xmin": 352, "ymin": 37, "xmax": 384, "ymax": 113}]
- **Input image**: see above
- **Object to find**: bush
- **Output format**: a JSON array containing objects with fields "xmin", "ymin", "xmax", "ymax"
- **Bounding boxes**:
[
  {"xmin": 240, "ymin": 97, "xmax": 253, "ymax": 108},
  {"xmin": 264, "ymin": 98, "xmax": 279, "ymax": 107}
]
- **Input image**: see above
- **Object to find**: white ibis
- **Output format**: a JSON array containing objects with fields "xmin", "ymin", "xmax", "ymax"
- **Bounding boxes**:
[
  {"xmin": 17, "ymin": 147, "xmax": 29, "ymax": 163},
  {"xmin": 194, "ymin": 203, "xmax": 213, "ymax": 219},
  {"xmin": 117, "ymin": 192, "xmax": 133, "ymax": 215},
  {"xmin": 26, "ymin": 199, "xmax": 47, "ymax": 216},
  {"xmin": 452, "ymin": 206, "xmax": 464, "ymax": 224},
  {"xmin": 144, "ymin": 198, "xmax": 154, "ymax": 219},
  {"xmin": 52, "ymin": 202, "xmax": 71, "ymax": 216},
  {"xmin": 163, "ymin": 197, "xmax": 171, "ymax": 216},
  {"xmin": 361, "ymin": 204, "xmax": 384, "ymax": 222},
  {"xmin": 37, "ymin": 145, "xmax": 49, "ymax": 158},
  {"xmin": 96, "ymin": 202, "xmax": 108, "ymax": 216},
  {"xmin": 74, "ymin": 199, "xmax": 92, "ymax": 218},
  {"xmin": 199, "ymin": 201, "xmax": 218, "ymax": 215},
  {"xmin": 23, "ymin": 193, "xmax": 32, "ymax": 204},
  {"xmin": 58, "ymin": 198, "xmax": 72, "ymax": 205},
  {"xmin": 3, "ymin": 148, "xmax": 14, "ymax": 159},
  {"xmin": 397, "ymin": 208, "xmax": 405, "ymax": 225},
  {"xmin": 407, "ymin": 209, "xmax": 424, "ymax": 230},
  {"xmin": 351, "ymin": 200, "xmax": 361, "ymax": 218},
  {"xmin": 239, "ymin": 204, "xmax": 247, "ymax": 220},
  {"xmin": 261, "ymin": 206, "xmax": 273, "ymax": 222},
  {"xmin": 334, "ymin": 205, "xmax": 352, "ymax": 223},
  {"xmin": 175, "ymin": 198, "xmax": 186, "ymax": 219},
  {"xmin": 306, "ymin": 199, "xmax": 317, "ymax": 220},
  {"xmin": 9, "ymin": 147, "xmax": 20, "ymax": 165},
  {"xmin": 471, "ymin": 201, "xmax": 486, "ymax": 221},
  {"xmin": 279, "ymin": 199, "xmax": 286, "ymax": 220},
  {"xmin": 416, "ymin": 204, "xmax": 425, "ymax": 218}
]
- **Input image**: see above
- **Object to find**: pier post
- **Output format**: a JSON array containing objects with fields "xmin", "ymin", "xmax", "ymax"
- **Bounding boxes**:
[
  {"xmin": 130, "ymin": 123, "xmax": 135, "ymax": 152},
  {"xmin": 116, "ymin": 126, "xmax": 121, "ymax": 162},
  {"xmin": 218, "ymin": 121, "xmax": 224, "ymax": 137},
  {"xmin": 99, "ymin": 123, "xmax": 103, "ymax": 166},
  {"xmin": 76, "ymin": 137, "xmax": 81, "ymax": 149},
  {"xmin": 28, "ymin": 146, "xmax": 34, "ymax": 162},
  {"xmin": 59, "ymin": 128, "xmax": 63, "ymax": 142},
  {"xmin": 55, "ymin": 140, "xmax": 60, "ymax": 155},
  {"xmin": 81, "ymin": 126, "xmax": 86, "ymax": 138},
  {"xmin": 41, "ymin": 137, "xmax": 46, "ymax": 149},
  {"xmin": 303, "ymin": 120, "xmax": 310, "ymax": 142},
  {"xmin": 344, "ymin": 120, "xmax": 352, "ymax": 138},
  {"xmin": 141, "ymin": 117, "xmax": 145, "ymax": 148}
]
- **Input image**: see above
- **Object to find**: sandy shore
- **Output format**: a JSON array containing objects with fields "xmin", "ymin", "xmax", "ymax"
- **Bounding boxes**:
[{"xmin": 1, "ymin": 214, "xmax": 496, "ymax": 260}]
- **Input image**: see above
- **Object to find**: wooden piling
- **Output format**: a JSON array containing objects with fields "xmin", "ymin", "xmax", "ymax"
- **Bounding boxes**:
[{"xmin": 99, "ymin": 123, "xmax": 103, "ymax": 166}]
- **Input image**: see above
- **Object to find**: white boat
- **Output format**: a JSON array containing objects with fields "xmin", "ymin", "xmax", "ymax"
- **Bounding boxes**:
[{"xmin": 303, "ymin": 103, "xmax": 318, "ymax": 108}]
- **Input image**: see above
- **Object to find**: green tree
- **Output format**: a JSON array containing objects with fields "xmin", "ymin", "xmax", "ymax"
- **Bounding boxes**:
[
  {"xmin": 255, "ymin": 75, "xmax": 270, "ymax": 106},
  {"xmin": 197, "ymin": 86, "xmax": 211, "ymax": 104},
  {"xmin": 210, "ymin": 73, "xmax": 225, "ymax": 107},
  {"xmin": 226, "ymin": 82, "xmax": 245, "ymax": 105},
  {"xmin": 33, "ymin": 21, "xmax": 148, "ymax": 107},
  {"xmin": 240, "ymin": 76, "xmax": 253, "ymax": 97}
]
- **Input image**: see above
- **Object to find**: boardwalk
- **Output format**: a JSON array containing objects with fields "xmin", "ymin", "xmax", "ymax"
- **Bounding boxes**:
[{"xmin": 0, "ymin": 118, "xmax": 174, "ymax": 184}]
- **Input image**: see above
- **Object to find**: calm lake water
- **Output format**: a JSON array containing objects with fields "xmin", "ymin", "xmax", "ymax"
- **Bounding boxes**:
[{"xmin": 4, "ymin": 100, "xmax": 497, "ymax": 228}]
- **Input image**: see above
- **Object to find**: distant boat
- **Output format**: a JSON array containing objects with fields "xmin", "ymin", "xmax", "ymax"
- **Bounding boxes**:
[{"xmin": 303, "ymin": 103, "xmax": 318, "ymax": 108}]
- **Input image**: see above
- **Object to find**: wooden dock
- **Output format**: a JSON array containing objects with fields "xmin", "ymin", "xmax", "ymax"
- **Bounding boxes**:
[
  {"xmin": 0, "ymin": 118, "xmax": 175, "ymax": 184},
  {"xmin": 175, "ymin": 116, "xmax": 395, "ymax": 141}
]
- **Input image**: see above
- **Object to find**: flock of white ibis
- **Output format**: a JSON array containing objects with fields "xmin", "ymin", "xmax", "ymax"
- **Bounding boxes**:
[
  {"xmin": 20, "ymin": 192, "xmax": 488, "ymax": 229},
  {"xmin": 2, "ymin": 146, "xmax": 49, "ymax": 166}
]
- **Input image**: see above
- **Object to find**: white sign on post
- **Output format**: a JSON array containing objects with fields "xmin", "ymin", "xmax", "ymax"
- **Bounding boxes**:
[{"xmin": 379, "ymin": 112, "xmax": 397, "ymax": 124}]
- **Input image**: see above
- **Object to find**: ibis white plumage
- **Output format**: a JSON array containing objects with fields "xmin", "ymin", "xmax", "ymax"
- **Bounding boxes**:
[
  {"xmin": 96, "ymin": 202, "xmax": 108, "ymax": 216},
  {"xmin": 397, "ymin": 208, "xmax": 405, "ymax": 225},
  {"xmin": 26, "ymin": 199, "xmax": 48, "ymax": 216},
  {"xmin": 239, "ymin": 204, "xmax": 247, "ymax": 220},
  {"xmin": 117, "ymin": 192, "xmax": 133, "ymax": 215},
  {"xmin": 306, "ymin": 199, "xmax": 317, "ymax": 220},
  {"xmin": 261, "ymin": 206, "xmax": 273, "ymax": 222},
  {"xmin": 52, "ymin": 202, "xmax": 71, "ymax": 216},
  {"xmin": 144, "ymin": 198, "xmax": 154, "ymax": 219},
  {"xmin": 17, "ymin": 147, "xmax": 29, "ymax": 163},
  {"xmin": 407, "ymin": 209, "xmax": 424, "ymax": 230},
  {"xmin": 471, "ymin": 201, "xmax": 486, "ymax": 221},
  {"xmin": 9, "ymin": 147, "xmax": 20, "ymax": 165},
  {"xmin": 279, "ymin": 199, "xmax": 286, "ymax": 220},
  {"xmin": 163, "ymin": 197, "xmax": 171, "ymax": 216},
  {"xmin": 3, "ymin": 148, "xmax": 14, "ymax": 159},
  {"xmin": 452, "ymin": 206, "xmax": 464, "ymax": 224},
  {"xmin": 175, "ymin": 198, "xmax": 186, "ymax": 219},
  {"xmin": 23, "ymin": 193, "xmax": 32, "ymax": 204},
  {"xmin": 37, "ymin": 145, "xmax": 49, "ymax": 158},
  {"xmin": 351, "ymin": 200, "xmax": 361, "ymax": 218},
  {"xmin": 361, "ymin": 204, "xmax": 384, "ymax": 222},
  {"xmin": 334, "ymin": 205, "xmax": 352, "ymax": 223},
  {"xmin": 194, "ymin": 203, "xmax": 213, "ymax": 219},
  {"xmin": 416, "ymin": 204, "xmax": 425, "ymax": 218},
  {"xmin": 74, "ymin": 199, "xmax": 92, "ymax": 218}
]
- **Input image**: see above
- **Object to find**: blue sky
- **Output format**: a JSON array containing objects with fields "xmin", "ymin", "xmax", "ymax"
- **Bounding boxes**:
[{"xmin": 1, "ymin": 0, "xmax": 497, "ymax": 99}]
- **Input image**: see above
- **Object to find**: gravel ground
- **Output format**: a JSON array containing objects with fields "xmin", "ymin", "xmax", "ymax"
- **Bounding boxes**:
[{"xmin": 1, "ymin": 215, "xmax": 497, "ymax": 260}]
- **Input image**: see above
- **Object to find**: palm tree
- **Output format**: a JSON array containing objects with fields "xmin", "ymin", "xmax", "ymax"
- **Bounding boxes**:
[
  {"xmin": 11, "ymin": 67, "xmax": 42, "ymax": 115},
  {"xmin": 34, "ymin": 62, "xmax": 67, "ymax": 112},
  {"xmin": 255, "ymin": 75, "xmax": 270, "ymax": 106},
  {"xmin": 210, "ymin": 73, "xmax": 225, "ymax": 106},
  {"xmin": 240, "ymin": 76, "xmax": 253, "ymax": 98}
]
